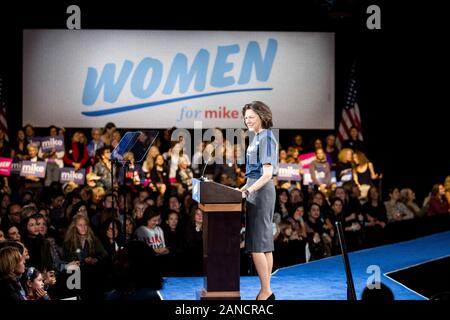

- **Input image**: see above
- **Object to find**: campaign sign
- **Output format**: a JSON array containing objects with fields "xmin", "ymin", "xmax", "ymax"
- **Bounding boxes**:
[
  {"xmin": 298, "ymin": 152, "xmax": 316, "ymax": 169},
  {"xmin": 27, "ymin": 136, "xmax": 42, "ymax": 148},
  {"xmin": 303, "ymin": 168, "xmax": 326, "ymax": 186},
  {"xmin": 10, "ymin": 160, "xmax": 22, "ymax": 175},
  {"xmin": 303, "ymin": 169, "xmax": 337, "ymax": 186},
  {"xmin": 40, "ymin": 136, "xmax": 65, "ymax": 152},
  {"xmin": 0, "ymin": 157, "xmax": 13, "ymax": 176},
  {"xmin": 277, "ymin": 163, "xmax": 301, "ymax": 181},
  {"xmin": 20, "ymin": 161, "xmax": 47, "ymax": 178},
  {"xmin": 60, "ymin": 168, "xmax": 85, "ymax": 185}
]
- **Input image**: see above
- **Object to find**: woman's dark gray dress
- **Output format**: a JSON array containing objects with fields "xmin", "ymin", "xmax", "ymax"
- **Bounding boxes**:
[{"xmin": 244, "ymin": 129, "xmax": 278, "ymax": 253}]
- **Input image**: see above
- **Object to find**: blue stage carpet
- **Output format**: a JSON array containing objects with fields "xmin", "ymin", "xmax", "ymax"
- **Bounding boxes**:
[{"xmin": 160, "ymin": 231, "xmax": 450, "ymax": 300}]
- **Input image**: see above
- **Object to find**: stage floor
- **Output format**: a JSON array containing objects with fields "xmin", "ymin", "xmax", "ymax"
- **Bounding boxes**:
[{"xmin": 160, "ymin": 231, "xmax": 450, "ymax": 300}]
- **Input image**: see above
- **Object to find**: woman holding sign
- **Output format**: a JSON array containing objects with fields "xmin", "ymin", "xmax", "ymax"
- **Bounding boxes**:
[{"xmin": 240, "ymin": 101, "xmax": 278, "ymax": 300}]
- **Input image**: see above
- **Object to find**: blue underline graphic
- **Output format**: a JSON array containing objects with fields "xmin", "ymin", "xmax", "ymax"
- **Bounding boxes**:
[{"xmin": 81, "ymin": 88, "xmax": 273, "ymax": 117}]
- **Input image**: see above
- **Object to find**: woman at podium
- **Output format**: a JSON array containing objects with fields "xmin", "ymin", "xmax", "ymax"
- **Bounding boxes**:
[{"xmin": 240, "ymin": 101, "xmax": 278, "ymax": 300}]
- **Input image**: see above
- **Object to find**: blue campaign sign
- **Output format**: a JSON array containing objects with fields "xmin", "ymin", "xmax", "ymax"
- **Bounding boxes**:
[
  {"xmin": 20, "ymin": 161, "xmax": 47, "ymax": 178},
  {"xmin": 277, "ymin": 163, "xmax": 301, "ymax": 181},
  {"xmin": 40, "ymin": 136, "xmax": 65, "ymax": 152},
  {"xmin": 60, "ymin": 168, "xmax": 85, "ymax": 185}
]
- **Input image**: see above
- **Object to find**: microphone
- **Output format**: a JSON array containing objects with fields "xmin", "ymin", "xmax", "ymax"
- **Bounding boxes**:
[
  {"xmin": 199, "ymin": 142, "xmax": 218, "ymax": 181},
  {"xmin": 199, "ymin": 155, "xmax": 211, "ymax": 182}
]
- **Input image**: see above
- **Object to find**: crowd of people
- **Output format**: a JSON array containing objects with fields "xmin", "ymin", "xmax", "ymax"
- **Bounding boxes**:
[{"xmin": 0, "ymin": 123, "xmax": 449, "ymax": 300}]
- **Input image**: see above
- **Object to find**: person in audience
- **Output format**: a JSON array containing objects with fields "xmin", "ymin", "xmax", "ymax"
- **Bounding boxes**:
[
  {"xmin": 0, "ymin": 128, "xmax": 12, "ymax": 158},
  {"xmin": 352, "ymin": 151, "xmax": 382, "ymax": 201},
  {"xmin": 162, "ymin": 211, "xmax": 183, "ymax": 271},
  {"xmin": 21, "ymin": 214, "xmax": 54, "ymax": 272},
  {"xmin": 342, "ymin": 126, "xmax": 365, "ymax": 152},
  {"xmin": 99, "ymin": 218, "xmax": 123, "ymax": 261},
  {"xmin": 40, "ymin": 126, "xmax": 65, "ymax": 186},
  {"xmin": 427, "ymin": 184, "xmax": 450, "ymax": 216},
  {"xmin": 273, "ymin": 189, "xmax": 291, "ymax": 224},
  {"xmin": 0, "ymin": 246, "xmax": 27, "ymax": 300},
  {"xmin": 63, "ymin": 131, "xmax": 89, "ymax": 171},
  {"xmin": 324, "ymin": 134, "xmax": 338, "ymax": 169},
  {"xmin": 444, "ymin": 176, "xmax": 450, "ymax": 206},
  {"xmin": 309, "ymin": 148, "xmax": 332, "ymax": 194},
  {"xmin": 336, "ymin": 148, "xmax": 354, "ymax": 187},
  {"xmin": 63, "ymin": 214, "xmax": 108, "ymax": 267},
  {"xmin": 290, "ymin": 134, "xmax": 304, "ymax": 154},
  {"xmin": 184, "ymin": 207, "xmax": 204, "ymax": 276},
  {"xmin": 361, "ymin": 282, "xmax": 394, "ymax": 301},
  {"xmin": 286, "ymin": 204, "xmax": 307, "ymax": 239},
  {"xmin": 11, "ymin": 129, "xmax": 29, "ymax": 160},
  {"xmin": 22, "ymin": 266, "xmax": 51, "ymax": 300},
  {"xmin": 87, "ymin": 128, "xmax": 105, "ymax": 159},
  {"xmin": 94, "ymin": 146, "xmax": 116, "ymax": 192},
  {"xmin": 21, "ymin": 144, "xmax": 44, "ymax": 196},
  {"xmin": 176, "ymin": 157, "xmax": 194, "ymax": 192},
  {"xmin": 400, "ymin": 188, "xmax": 426, "ymax": 218},
  {"xmin": 362, "ymin": 186, "xmax": 387, "ymax": 247},
  {"xmin": 384, "ymin": 187, "xmax": 415, "ymax": 222},
  {"xmin": 101, "ymin": 122, "xmax": 116, "ymax": 146},
  {"xmin": 134, "ymin": 207, "xmax": 169, "ymax": 256},
  {"xmin": 305, "ymin": 203, "xmax": 332, "ymax": 259},
  {"xmin": 6, "ymin": 224, "xmax": 22, "ymax": 242}
]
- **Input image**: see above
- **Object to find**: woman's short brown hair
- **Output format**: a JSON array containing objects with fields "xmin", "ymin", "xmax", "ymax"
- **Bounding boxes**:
[{"xmin": 242, "ymin": 101, "xmax": 273, "ymax": 129}]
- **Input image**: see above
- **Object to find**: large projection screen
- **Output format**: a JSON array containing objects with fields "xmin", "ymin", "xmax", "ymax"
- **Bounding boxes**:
[{"xmin": 23, "ymin": 30, "xmax": 334, "ymax": 129}]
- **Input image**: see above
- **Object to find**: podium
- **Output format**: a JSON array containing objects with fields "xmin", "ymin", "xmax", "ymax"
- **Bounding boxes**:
[{"xmin": 192, "ymin": 178, "xmax": 243, "ymax": 300}]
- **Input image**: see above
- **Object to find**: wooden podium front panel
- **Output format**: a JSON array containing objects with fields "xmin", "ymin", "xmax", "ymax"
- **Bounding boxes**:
[{"xmin": 203, "ymin": 211, "xmax": 241, "ymax": 293}]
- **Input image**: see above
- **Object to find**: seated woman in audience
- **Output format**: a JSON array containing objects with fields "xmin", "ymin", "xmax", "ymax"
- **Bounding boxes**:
[
  {"xmin": 134, "ymin": 207, "xmax": 169, "ymax": 256},
  {"xmin": 444, "ymin": 176, "xmax": 450, "ymax": 206},
  {"xmin": 176, "ymin": 157, "xmax": 194, "ymax": 192},
  {"xmin": 400, "ymin": 188, "xmax": 426, "ymax": 218},
  {"xmin": 362, "ymin": 186, "xmax": 387, "ymax": 247},
  {"xmin": 305, "ymin": 203, "xmax": 332, "ymax": 259},
  {"xmin": 99, "ymin": 218, "xmax": 123, "ymax": 261},
  {"xmin": 63, "ymin": 214, "xmax": 108, "ymax": 267},
  {"xmin": 162, "ymin": 211, "xmax": 184, "ymax": 267},
  {"xmin": 20, "ymin": 214, "xmax": 54, "ymax": 272},
  {"xmin": 286, "ymin": 204, "xmax": 307, "ymax": 240},
  {"xmin": 0, "ymin": 246, "xmax": 27, "ymax": 300},
  {"xmin": 384, "ymin": 187, "xmax": 415, "ymax": 223},
  {"xmin": 184, "ymin": 207, "xmax": 204, "ymax": 276},
  {"xmin": 273, "ymin": 188, "xmax": 291, "ymax": 224},
  {"xmin": 124, "ymin": 216, "xmax": 136, "ymax": 243},
  {"xmin": 427, "ymin": 184, "xmax": 450, "ymax": 216}
]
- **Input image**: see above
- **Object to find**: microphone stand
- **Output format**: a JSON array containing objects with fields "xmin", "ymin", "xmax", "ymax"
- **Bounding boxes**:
[
  {"xmin": 122, "ymin": 160, "xmax": 131, "ymax": 243},
  {"xmin": 335, "ymin": 221, "xmax": 357, "ymax": 300},
  {"xmin": 109, "ymin": 158, "xmax": 121, "ymax": 257}
]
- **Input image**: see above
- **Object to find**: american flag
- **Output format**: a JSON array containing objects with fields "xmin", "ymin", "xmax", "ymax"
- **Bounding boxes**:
[
  {"xmin": 336, "ymin": 63, "xmax": 362, "ymax": 149},
  {"xmin": 0, "ymin": 73, "xmax": 8, "ymax": 141}
]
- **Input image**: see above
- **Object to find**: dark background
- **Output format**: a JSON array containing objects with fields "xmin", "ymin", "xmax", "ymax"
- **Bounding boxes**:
[{"xmin": 0, "ymin": 1, "xmax": 448, "ymax": 202}]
